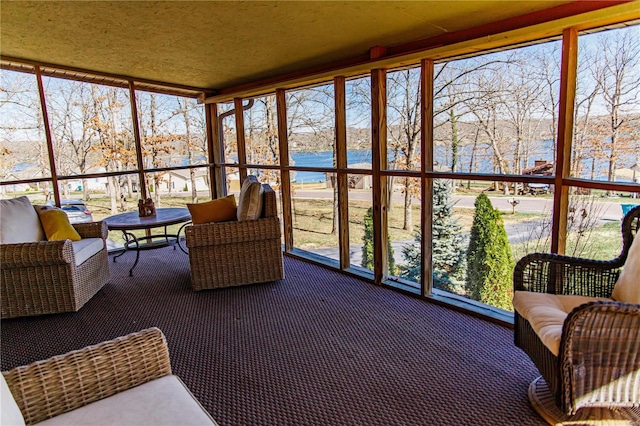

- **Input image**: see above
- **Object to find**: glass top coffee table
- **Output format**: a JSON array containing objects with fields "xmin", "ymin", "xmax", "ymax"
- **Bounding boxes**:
[{"xmin": 104, "ymin": 207, "xmax": 191, "ymax": 276}]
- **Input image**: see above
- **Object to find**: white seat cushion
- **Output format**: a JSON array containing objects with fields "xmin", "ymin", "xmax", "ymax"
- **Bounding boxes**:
[
  {"xmin": 1, "ymin": 373, "xmax": 25, "ymax": 426},
  {"xmin": 71, "ymin": 238, "xmax": 104, "ymax": 266},
  {"xmin": 0, "ymin": 196, "xmax": 45, "ymax": 244},
  {"xmin": 513, "ymin": 291, "xmax": 605, "ymax": 356},
  {"xmin": 35, "ymin": 375, "xmax": 217, "ymax": 426},
  {"xmin": 612, "ymin": 235, "xmax": 640, "ymax": 304}
]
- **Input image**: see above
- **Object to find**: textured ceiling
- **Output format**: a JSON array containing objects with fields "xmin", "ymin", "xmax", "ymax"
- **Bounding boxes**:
[{"xmin": 0, "ymin": 1, "xmax": 613, "ymax": 92}]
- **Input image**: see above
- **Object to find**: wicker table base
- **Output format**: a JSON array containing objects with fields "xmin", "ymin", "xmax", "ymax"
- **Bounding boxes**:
[{"xmin": 528, "ymin": 376, "xmax": 640, "ymax": 426}]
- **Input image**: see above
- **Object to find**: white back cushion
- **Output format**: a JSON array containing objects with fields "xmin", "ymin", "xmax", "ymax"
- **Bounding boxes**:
[
  {"xmin": 0, "ymin": 196, "xmax": 45, "ymax": 244},
  {"xmin": 612, "ymin": 234, "xmax": 640, "ymax": 304},
  {"xmin": 1, "ymin": 373, "xmax": 25, "ymax": 426},
  {"xmin": 236, "ymin": 176, "xmax": 264, "ymax": 221}
]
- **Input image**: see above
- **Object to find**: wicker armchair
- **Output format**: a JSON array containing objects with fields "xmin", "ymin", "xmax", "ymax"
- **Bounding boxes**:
[
  {"xmin": 185, "ymin": 183, "xmax": 284, "ymax": 290},
  {"xmin": 513, "ymin": 205, "xmax": 640, "ymax": 422},
  {"xmin": 0, "ymin": 221, "xmax": 110, "ymax": 319},
  {"xmin": 2, "ymin": 327, "xmax": 217, "ymax": 425}
]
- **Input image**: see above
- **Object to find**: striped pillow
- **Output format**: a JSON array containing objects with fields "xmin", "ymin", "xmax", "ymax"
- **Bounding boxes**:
[{"xmin": 236, "ymin": 176, "xmax": 264, "ymax": 221}]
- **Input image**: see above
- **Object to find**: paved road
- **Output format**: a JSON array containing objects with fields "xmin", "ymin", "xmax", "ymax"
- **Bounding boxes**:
[
  {"xmin": 292, "ymin": 189, "xmax": 632, "ymax": 221},
  {"xmin": 292, "ymin": 189, "xmax": 639, "ymax": 265}
]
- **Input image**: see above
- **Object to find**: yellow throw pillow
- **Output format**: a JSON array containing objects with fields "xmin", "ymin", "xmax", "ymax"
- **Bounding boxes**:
[
  {"xmin": 39, "ymin": 209, "xmax": 82, "ymax": 241},
  {"xmin": 187, "ymin": 195, "xmax": 237, "ymax": 225}
]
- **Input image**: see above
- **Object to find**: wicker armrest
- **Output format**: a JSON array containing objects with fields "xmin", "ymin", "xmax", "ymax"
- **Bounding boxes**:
[
  {"xmin": 186, "ymin": 216, "xmax": 281, "ymax": 248},
  {"xmin": 560, "ymin": 300, "xmax": 640, "ymax": 412},
  {"xmin": 0, "ymin": 240, "xmax": 74, "ymax": 268},
  {"xmin": 563, "ymin": 300, "xmax": 640, "ymax": 350},
  {"xmin": 2, "ymin": 327, "xmax": 172, "ymax": 425},
  {"xmin": 514, "ymin": 252, "xmax": 622, "ymax": 298},
  {"xmin": 262, "ymin": 184, "xmax": 278, "ymax": 218},
  {"xmin": 73, "ymin": 221, "xmax": 108, "ymax": 239}
]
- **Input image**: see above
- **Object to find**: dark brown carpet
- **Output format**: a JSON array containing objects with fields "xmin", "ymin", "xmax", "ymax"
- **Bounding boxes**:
[{"xmin": 1, "ymin": 246, "xmax": 545, "ymax": 425}]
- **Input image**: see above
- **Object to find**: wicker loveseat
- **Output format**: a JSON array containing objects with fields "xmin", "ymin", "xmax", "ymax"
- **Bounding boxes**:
[
  {"xmin": 513, "ymin": 205, "xmax": 640, "ymax": 422},
  {"xmin": 0, "ymin": 196, "xmax": 109, "ymax": 318},
  {"xmin": 1, "ymin": 328, "xmax": 217, "ymax": 425},
  {"xmin": 185, "ymin": 181, "xmax": 284, "ymax": 290}
]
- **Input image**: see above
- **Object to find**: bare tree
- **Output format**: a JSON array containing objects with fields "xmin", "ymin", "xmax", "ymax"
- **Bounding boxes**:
[
  {"xmin": 591, "ymin": 28, "xmax": 640, "ymax": 188},
  {"xmin": 286, "ymin": 85, "xmax": 337, "ymax": 233},
  {"xmin": 245, "ymin": 95, "xmax": 280, "ymax": 186},
  {"xmin": 465, "ymin": 69, "xmax": 513, "ymax": 192},
  {"xmin": 518, "ymin": 195, "xmax": 605, "ymax": 258},
  {"xmin": 533, "ymin": 43, "xmax": 562, "ymax": 163},
  {"xmin": 46, "ymin": 80, "xmax": 99, "ymax": 200},
  {"xmin": 177, "ymin": 97, "xmax": 207, "ymax": 203},
  {"xmin": 0, "ymin": 71, "xmax": 48, "ymax": 191},
  {"xmin": 387, "ymin": 68, "xmax": 421, "ymax": 230},
  {"xmin": 501, "ymin": 52, "xmax": 546, "ymax": 193},
  {"xmin": 572, "ymin": 45, "xmax": 601, "ymax": 180}
]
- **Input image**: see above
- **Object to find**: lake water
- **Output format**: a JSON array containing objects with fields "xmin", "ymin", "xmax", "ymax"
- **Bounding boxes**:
[
  {"xmin": 288, "ymin": 141, "xmax": 636, "ymax": 183},
  {"xmin": 289, "ymin": 144, "xmax": 542, "ymax": 183},
  {"xmin": 20, "ymin": 140, "xmax": 628, "ymax": 184},
  {"xmin": 290, "ymin": 150, "xmax": 373, "ymax": 183}
]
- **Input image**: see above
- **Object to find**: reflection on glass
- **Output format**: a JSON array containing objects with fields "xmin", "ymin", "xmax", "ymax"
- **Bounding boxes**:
[
  {"xmin": 144, "ymin": 169, "xmax": 211, "ymax": 210},
  {"xmin": 565, "ymin": 190, "xmax": 638, "ymax": 260},
  {"xmin": 388, "ymin": 177, "xmax": 421, "ymax": 288},
  {"xmin": 219, "ymin": 102, "xmax": 237, "ymax": 163},
  {"xmin": 348, "ymin": 174, "xmax": 373, "ymax": 271},
  {"xmin": 387, "ymin": 67, "xmax": 421, "ymax": 171},
  {"xmin": 433, "ymin": 40, "xmax": 561, "ymax": 179},
  {"xmin": 244, "ymin": 95, "xmax": 280, "ymax": 166},
  {"xmin": 346, "ymin": 76, "xmax": 372, "ymax": 169},
  {"xmin": 572, "ymin": 26, "xmax": 640, "ymax": 183},
  {"xmin": 427, "ymin": 179, "xmax": 556, "ymax": 312},
  {"xmin": 0, "ymin": 70, "xmax": 50, "ymax": 182},
  {"xmin": 224, "ymin": 166, "xmax": 240, "ymax": 194},
  {"xmin": 287, "ymin": 84, "xmax": 336, "ymax": 169},
  {"xmin": 137, "ymin": 91, "xmax": 206, "ymax": 170},
  {"xmin": 291, "ymin": 171, "xmax": 338, "ymax": 256},
  {"xmin": 43, "ymin": 77, "xmax": 136, "ymax": 178}
]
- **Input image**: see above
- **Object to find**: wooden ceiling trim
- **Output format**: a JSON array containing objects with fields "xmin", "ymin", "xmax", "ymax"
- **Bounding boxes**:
[
  {"xmin": 0, "ymin": 61, "xmax": 36, "ymax": 74},
  {"xmin": 1, "ymin": 56, "xmax": 209, "ymax": 99},
  {"xmin": 388, "ymin": 0, "xmax": 631, "ymax": 57}
]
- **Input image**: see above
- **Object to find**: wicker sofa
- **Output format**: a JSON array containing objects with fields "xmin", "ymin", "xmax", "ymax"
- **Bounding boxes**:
[
  {"xmin": 185, "ymin": 182, "xmax": 284, "ymax": 290},
  {"xmin": 513, "ymin": 205, "xmax": 640, "ymax": 421},
  {"xmin": 0, "ymin": 196, "xmax": 110, "ymax": 318},
  {"xmin": 1, "ymin": 328, "xmax": 217, "ymax": 425}
]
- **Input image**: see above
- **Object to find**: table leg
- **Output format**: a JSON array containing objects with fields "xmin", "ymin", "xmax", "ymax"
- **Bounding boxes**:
[
  {"xmin": 126, "ymin": 232, "xmax": 141, "ymax": 277},
  {"xmin": 164, "ymin": 225, "xmax": 176, "ymax": 250},
  {"xmin": 112, "ymin": 231, "xmax": 128, "ymax": 262},
  {"xmin": 113, "ymin": 231, "xmax": 141, "ymax": 276},
  {"xmin": 177, "ymin": 221, "xmax": 191, "ymax": 254}
]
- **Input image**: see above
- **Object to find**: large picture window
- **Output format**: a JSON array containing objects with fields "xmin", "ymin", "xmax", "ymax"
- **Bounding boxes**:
[
  {"xmin": 434, "ymin": 41, "xmax": 562, "ymax": 183},
  {"xmin": 0, "ymin": 69, "xmax": 50, "ymax": 188},
  {"xmin": 2, "ymin": 20, "xmax": 638, "ymax": 323},
  {"xmin": 1, "ymin": 67, "xmax": 206, "ymax": 219},
  {"xmin": 572, "ymin": 26, "xmax": 640, "ymax": 184}
]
